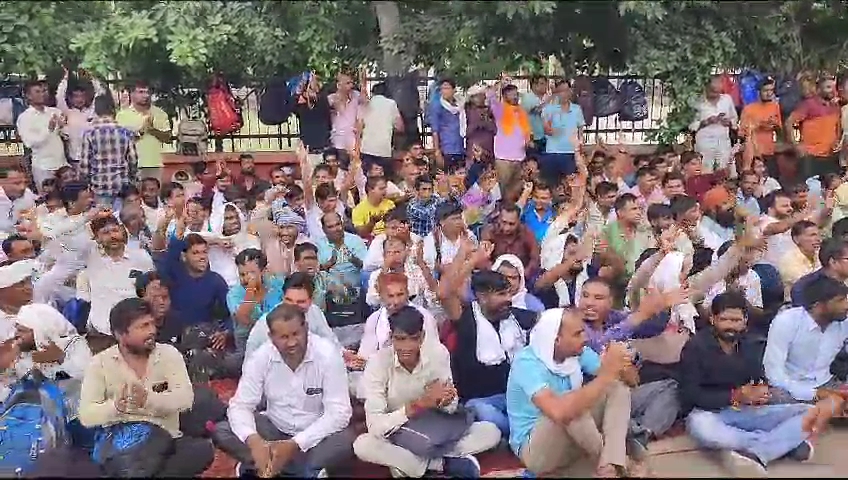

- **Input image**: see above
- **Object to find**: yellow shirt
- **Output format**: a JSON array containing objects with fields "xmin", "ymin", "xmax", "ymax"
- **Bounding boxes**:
[
  {"xmin": 778, "ymin": 244, "xmax": 821, "ymax": 299},
  {"xmin": 352, "ymin": 198, "xmax": 395, "ymax": 236},
  {"xmin": 116, "ymin": 105, "xmax": 170, "ymax": 168}
]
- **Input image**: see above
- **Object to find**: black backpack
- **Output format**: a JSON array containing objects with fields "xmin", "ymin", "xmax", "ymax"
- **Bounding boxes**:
[
  {"xmin": 592, "ymin": 77, "xmax": 622, "ymax": 118},
  {"xmin": 618, "ymin": 79, "xmax": 648, "ymax": 122},
  {"xmin": 776, "ymin": 75, "xmax": 801, "ymax": 120},
  {"xmin": 258, "ymin": 76, "xmax": 293, "ymax": 126}
]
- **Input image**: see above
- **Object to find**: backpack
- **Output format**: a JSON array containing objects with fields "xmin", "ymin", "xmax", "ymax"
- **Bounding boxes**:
[
  {"xmin": 91, "ymin": 421, "xmax": 174, "ymax": 477},
  {"xmin": 0, "ymin": 372, "xmax": 69, "ymax": 477},
  {"xmin": 591, "ymin": 77, "xmax": 621, "ymax": 118},
  {"xmin": 177, "ymin": 119, "xmax": 208, "ymax": 156},
  {"xmin": 206, "ymin": 76, "xmax": 243, "ymax": 136},
  {"xmin": 739, "ymin": 70, "xmax": 765, "ymax": 106},
  {"xmin": 618, "ymin": 79, "xmax": 649, "ymax": 122},
  {"xmin": 776, "ymin": 75, "xmax": 802, "ymax": 119},
  {"xmin": 572, "ymin": 75, "xmax": 595, "ymax": 126},
  {"xmin": 719, "ymin": 73, "xmax": 741, "ymax": 107},
  {"xmin": 422, "ymin": 81, "xmax": 441, "ymax": 128},
  {"xmin": 0, "ymin": 81, "xmax": 25, "ymax": 127},
  {"xmin": 258, "ymin": 76, "xmax": 293, "ymax": 126}
]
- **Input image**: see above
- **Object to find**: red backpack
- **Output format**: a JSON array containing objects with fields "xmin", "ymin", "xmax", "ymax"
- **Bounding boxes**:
[
  {"xmin": 719, "ymin": 73, "xmax": 741, "ymax": 107},
  {"xmin": 206, "ymin": 75, "xmax": 243, "ymax": 136}
]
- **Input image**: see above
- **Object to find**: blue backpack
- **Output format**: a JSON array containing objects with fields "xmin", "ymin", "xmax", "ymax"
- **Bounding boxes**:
[
  {"xmin": 739, "ymin": 70, "xmax": 765, "ymax": 106},
  {"xmin": 0, "ymin": 372, "xmax": 69, "ymax": 477}
]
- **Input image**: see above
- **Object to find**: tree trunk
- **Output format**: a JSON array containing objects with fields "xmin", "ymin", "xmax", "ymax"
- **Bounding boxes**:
[{"xmin": 373, "ymin": 1, "xmax": 406, "ymax": 76}]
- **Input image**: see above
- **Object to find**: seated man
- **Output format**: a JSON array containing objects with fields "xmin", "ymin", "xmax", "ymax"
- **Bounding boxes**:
[
  {"xmin": 78, "ymin": 298, "xmax": 213, "ymax": 477},
  {"xmin": 216, "ymin": 304, "xmax": 356, "ymax": 477},
  {"xmin": 764, "ymin": 276, "xmax": 848, "ymax": 403},
  {"xmin": 353, "ymin": 306, "xmax": 500, "ymax": 478},
  {"xmin": 681, "ymin": 292, "xmax": 813, "ymax": 477},
  {"xmin": 226, "ymin": 248, "xmax": 285, "ymax": 357},
  {"xmin": 506, "ymin": 308, "xmax": 634, "ymax": 477}
]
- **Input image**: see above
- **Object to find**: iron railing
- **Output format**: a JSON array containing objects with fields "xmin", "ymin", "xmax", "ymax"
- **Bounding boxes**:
[{"xmin": 0, "ymin": 74, "xmax": 670, "ymax": 157}]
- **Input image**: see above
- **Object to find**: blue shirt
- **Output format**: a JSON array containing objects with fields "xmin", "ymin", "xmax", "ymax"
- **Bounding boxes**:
[
  {"xmin": 790, "ymin": 269, "xmax": 827, "ymax": 307},
  {"xmin": 506, "ymin": 346, "xmax": 601, "ymax": 455},
  {"xmin": 316, "ymin": 233, "xmax": 369, "ymax": 286},
  {"xmin": 521, "ymin": 200, "xmax": 555, "ymax": 244},
  {"xmin": 541, "ymin": 103, "xmax": 585, "ymax": 154},
  {"xmin": 155, "ymin": 237, "xmax": 232, "ymax": 331},
  {"xmin": 428, "ymin": 99, "xmax": 464, "ymax": 155},
  {"xmin": 226, "ymin": 274, "xmax": 286, "ymax": 336},
  {"xmin": 520, "ymin": 92, "xmax": 546, "ymax": 141},
  {"xmin": 736, "ymin": 192, "xmax": 761, "ymax": 216}
]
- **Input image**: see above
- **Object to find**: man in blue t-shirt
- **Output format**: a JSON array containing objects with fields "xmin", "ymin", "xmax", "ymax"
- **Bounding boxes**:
[
  {"xmin": 505, "ymin": 308, "xmax": 636, "ymax": 477},
  {"xmin": 540, "ymin": 80, "xmax": 585, "ymax": 186}
]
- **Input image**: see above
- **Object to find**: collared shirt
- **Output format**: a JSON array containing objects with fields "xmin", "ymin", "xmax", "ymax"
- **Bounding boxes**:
[
  {"xmin": 603, "ymin": 221, "xmax": 655, "ymax": 275},
  {"xmin": 352, "ymin": 199, "xmax": 395, "ymax": 237},
  {"xmin": 361, "ymin": 341, "xmax": 455, "ymax": 437},
  {"xmin": 778, "ymin": 243, "xmax": 821, "ymax": 297},
  {"xmin": 789, "ymin": 269, "xmax": 848, "ymax": 306},
  {"xmin": 78, "ymin": 343, "xmax": 193, "ymax": 438},
  {"xmin": 57, "ymin": 77, "xmax": 105, "ymax": 161},
  {"xmin": 0, "ymin": 187, "xmax": 37, "ymax": 235},
  {"xmin": 703, "ymin": 270, "xmax": 763, "ymax": 310},
  {"xmin": 365, "ymin": 263, "xmax": 436, "ymax": 308},
  {"xmin": 736, "ymin": 192, "xmax": 761, "ymax": 217},
  {"xmin": 80, "ymin": 118, "xmax": 139, "ymax": 198},
  {"xmin": 679, "ymin": 329, "xmax": 766, "ymax": 412},
  {"xmin": 739, "ymin": 100, "xmax": 782, "ymax": 156},
  {"xmin": 792, "ymin": 96, "xmax": 841, "ymax": 158},
  {"xmin": 245, "ymin": 304, "xmax": 339, "ymax": 358},
  {"xmin": 84, "ymin": 245, "xmax": 155, "ymax": 335},
  {"xmin": 521, "ymin": 200, "xmax": 554, "ymax": 245},
  {"xmin": 764, "ymin": 306, "xmax": 848, "ymax": 401},
  {"xmin": 360, "ymin": 95, "xmax": 400, "ymax": 158},
  {"xmin": 328, "ymin": 90, "xmax": 362, "ymax": 152},
  {"xmin": 699, "ymin": 216, "xmax": 735, "ymax": 248},
  {"xmin": 758, "ymin": 215, "xmax": 793, "ymax": 268},
  {"xmin": 688, "ymin": 94, "xmax": 737, "ymax": 151},
  {"xmin": 226, "ymin": 274, "xmax": 286, "ymax": 338},
  {"xmin": 428, "ymin": 99, "xmax": 464, "ymax": 155},
  {"xmin": 406, "ymin": 197, "xmax": 443, "ymax": 237},
  {"xmin": 116, "ymin": 105, "xmax": 170, "ymax": 168},
  {"xmin": 315, "ymin": 233, "xmax": 368, "ymax": 287},
  {"xmin": 520, "ymin": 92, "xmax": 546, "ymax": 141},
  {"xmin": 481, "ymin": 224, "xmax": 540, "ymax": 277},
  {"xmin": 227, "ymin": 334, "xmax": 352, "ymax": 450},
  {"xmin": 541, "ymin": 102, "xmax": 585, "ymax": 154},
  {"xmin": 363, "ymin": 232, "xmax": 423, "ymax": 272},
  {"xmin": 16, "ymin": 106, "xmax": 68, "ymax": 171},
  {"xmin": 306, "ymin": 203, "xmax": 347, "ymax": 241},
  {"xmin": 422, "ymin": 228, "xmax": 478, "ymax": 272},
  {"xmin": 506, "ymin": 346, "xmax": 600, "ymax": 455}
]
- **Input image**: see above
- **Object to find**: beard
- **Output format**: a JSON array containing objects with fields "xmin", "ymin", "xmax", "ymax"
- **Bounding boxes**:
[
  {"xmin": 714, "ymin": 210, "xmax": 736, "ymax": 228},
  {"xmin": 715, "ymin": 329, "xmax": 742, "ymax": 342}
]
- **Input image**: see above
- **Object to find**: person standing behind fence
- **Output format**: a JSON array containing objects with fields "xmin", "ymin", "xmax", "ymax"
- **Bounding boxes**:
[
  {"xmin": 116, "ymin": 81, "xmax": 171, "ymax": 182},
  {"xmin": 541, "ymin": 80, "xmax": 585, "ymax": 188},
  {"xmin": 329, "ymin": 72, "xmax": 365, "ymax": 156},
  {"xmin": 80, "ymin": 96, "xmax": 138, "ymax": 211},
  {"xmin": 16, "ymin": 80, "xmax": 68, "ymax": 193},
  {"xmin": 689, "ymin": 76, "xmax": 738, "ymax": 176},
  {"xmin": 56, "ymin": 66, "xmax": 105, "ymax": 171}
]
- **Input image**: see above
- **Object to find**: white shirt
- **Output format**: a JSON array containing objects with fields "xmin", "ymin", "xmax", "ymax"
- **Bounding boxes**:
[
  {"xmin": 764, "ymin": 306, "xmax": 848, "ymax": 401},
  {"xmin": 698, "ymin": 217, "xmax": 732, "ymax": 252},
  {"xmin": 422, "ymin": 229, "xmax": 478, "ymax": 272},
  {"xmin": 541, "ymin": 230, "xmax": 588, "ymax": 307},
  {"xmin": 363, "ymin": 232, "xmax": 423, "ymax": 271},
  {"xmin": 305, "ymin": 203, "xmax": 347, "ymax": 241},
  {"xmin": 16, "ymin": 106, "xmax": 69, "ymax": 171},
  {"xmin": 357, "ymin": 304, "xmax": 441, "ymax": 362},
  {"xmin": 227, "ymin": 334, "xmax": 352, "ymax": 450},
  {"xmin": 758, "ymin": 215, "xmax": 793, "ymax": 268},
  {"xmin": 688, "ymin": 94, "xmax": 737, "ymax": 150},
  {"xmin": 245, "ymin": 304, "xmax": 339, "ymax": 358},
  {"xmin": 703, "ymin": 269, "xmax": 763, "ymax": 310},
  {"xmin": 56, "ymin": 77, "xmax": 104, "ymax": 162},
  {"xmin": 84, "ymin": 245, "xmax": 155, "ymax": 334},
  {"xmin": 0, "ymin": 187, "xmax": 37, "ymax": 235},
  {"xmin": 365, "ymin": 264, "xmax": 436, "ymax": 308},
  {"xmin": 360, "ymin": 95, "xmax": 400, "ymax": 158}
]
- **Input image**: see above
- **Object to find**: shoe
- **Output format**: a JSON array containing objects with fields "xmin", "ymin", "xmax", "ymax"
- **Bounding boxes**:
[
  {"xmin": 235, "ymin": 462, "xmax": 259, "ymax": 478},
  {"xmin": 443, "ymin": 455, "xmax": 481, "ymax": 478},
  {"xmin": 315, "ymin": 468, "xmax": 329, "ymax": 478},
  {"xmin": 787, "ymin": 440, "xmax": 814, "ymax": 462},
  {"xmin": 626, "ymin": 433, "xmax": 650, "ymax": 461},
  {"xmin": 722, "ymin": 450, "xmax": 767, "ymax": 477}
]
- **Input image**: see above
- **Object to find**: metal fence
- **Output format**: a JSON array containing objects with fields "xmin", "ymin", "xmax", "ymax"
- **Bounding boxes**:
[{"xmin": 0, "ymin": 74, "xmax": 670, "ymax": 157}]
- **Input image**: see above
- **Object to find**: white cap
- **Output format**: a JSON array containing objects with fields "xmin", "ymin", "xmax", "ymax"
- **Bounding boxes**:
[{"xmin": 0, "ymin": 259, "xmax": 37, "ymax": 289}]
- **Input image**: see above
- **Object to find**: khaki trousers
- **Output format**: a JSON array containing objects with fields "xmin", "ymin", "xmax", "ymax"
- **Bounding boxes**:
[
  {"xmin": 353, "ymin": 421, "xmax": 501, "ymax": 478},
  {"xmin": 495, "ymin": 159, "xmax": 521, "ymax": 194},
  {"xmin": 520, "ymin": 381, "xmax": 630, "ymax": 476}
]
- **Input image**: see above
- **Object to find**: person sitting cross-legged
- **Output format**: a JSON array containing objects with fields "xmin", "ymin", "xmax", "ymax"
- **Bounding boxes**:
[
  {"xmin": 506, "ymin": 308, "xmax": 636, "ymax": 478},
  {"xmin": 353, "ymin": 305, "xmax": 501, "ymax": 478},
  {"xmin": 215, "ymin": 303, "xmax": 357, "ymax": 478},
  {"xmin": 680, "ymin": 292, "xmax": 816, "ymax": 477}
]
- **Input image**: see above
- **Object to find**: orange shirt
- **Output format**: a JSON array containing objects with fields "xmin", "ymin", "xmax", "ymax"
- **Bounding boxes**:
[
  {"xmin": 790, "ymin": 97, "xmax": 841, "ymax": 158},
  {"xmin": 740, "ymin": 101, "xmax": 782, "ymax": 156}
]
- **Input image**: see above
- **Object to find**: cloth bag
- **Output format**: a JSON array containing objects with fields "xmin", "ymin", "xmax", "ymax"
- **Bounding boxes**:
[{"xmin": 388, "ymin": 407, "xmax": 473, "ymax": 458}]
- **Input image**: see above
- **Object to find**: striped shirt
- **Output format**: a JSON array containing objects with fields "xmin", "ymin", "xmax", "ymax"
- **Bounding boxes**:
[{"xmin": 80, "ymin": 118, "xmax": 138, "ymax": 198}]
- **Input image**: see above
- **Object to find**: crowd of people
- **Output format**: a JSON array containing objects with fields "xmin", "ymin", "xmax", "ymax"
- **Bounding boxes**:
[{"xmin": 3, "ymin": 67, "xmax": 848, "ymax": 478}]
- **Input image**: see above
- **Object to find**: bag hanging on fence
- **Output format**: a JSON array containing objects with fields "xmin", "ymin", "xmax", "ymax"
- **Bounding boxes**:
[
  {"xmin": 591, "ymin": 77, "xmax": 622, "ymax": 118},
  {"xmin": 207, "ymin": 75, "xmax": 243, "ymax": 136},
  {"xmin": 719, "ymin": 73, "xmax": 741, "ymax": 107},
  {"xmin": 0, "ymin": 371, "xmax": 69, "ymax": 477},
  {"xmin": 0, "ymin": 81, "xmax": 26, "ymax": 127},
  {"xmin": 572, "ymin": 75, "xmax": 595, "ymax": 126},
  {"xmin": 618, "ymin": 79, "xmax": 649, "ymax": 122},
  {"xmin": 91, "ymin": 421, "xmax": 174, "ymax": 477},
  {"xmin": 776, "ymin": 75, "xmax": 801, "ymax": 119},
  {"xmin": 258, "ymin": 76, "xmax": 293, "ymax": 126},
  {"xmin": 739, "ymin": 70, "xmax": 765, "ymax": 106},
  {"xmin": 177, "ymin": 119, "xmax": 208, "ymax": 156}
]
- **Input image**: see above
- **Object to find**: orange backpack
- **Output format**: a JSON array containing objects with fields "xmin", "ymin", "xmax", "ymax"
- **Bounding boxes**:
[{"xmin": 206, "ymin": 75, "xmax": 243, "ymax": 136}]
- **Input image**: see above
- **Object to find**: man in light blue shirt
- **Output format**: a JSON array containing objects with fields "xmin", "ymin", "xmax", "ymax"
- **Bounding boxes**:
[
  {"xmin": 315, "ymin": 212, "xmax": 368, "ymax": 288},
  {"xmin": 226, "ymin": 248, "xmax": 286, "ymax": 357},
  {"xmin": 520, "ymin": 75, "xmax": 550, "ymax": 153},
  {"xmin": 764, "ymin": 276, "xmax": 848, "ymax": 403},
  {"xmin": 505, "ymin": 308, "xmax": 634, "ymax": 477},
  {"xmin": 736, "ymin": 171, "xmax": 762, "ymax": 216},
  {"xmin": 540, "ymin": 80, "xmax": 585, "ymax": 186}
]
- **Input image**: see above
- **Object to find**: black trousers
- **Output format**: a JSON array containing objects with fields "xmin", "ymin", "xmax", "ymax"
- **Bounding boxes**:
[{"xmin": 158, "ymin": 436, "xmax": 216, "ymax": 477}]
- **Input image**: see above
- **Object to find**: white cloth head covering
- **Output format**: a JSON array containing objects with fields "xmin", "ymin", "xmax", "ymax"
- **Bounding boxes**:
[
  {"xmin": 207, "ymin": 203, "xmax": 260, "ymax": 287},
  {"xmin": 492, "ymin": 254, "xmax": 528, "ymax": 309},
  {"xmin": 473, "ymin": 301, "xmax": 525, "ymax": 366},
  {"xmin": 529, "ymin": 308, "xmax": 583, "ymax": 387},
  {"xmin": 0, "ymin": 259, "xmax": 37, "ymax": 288},
  {"xmin": 466, "ymin": 84, "xmax": 487, "ymax": 97},
  {"xmin": 14, "ymin": 304, "xmax": 77, "ymax": 348},
  {"xmin": 648, "ymin": 251, "xmax": 697, "ymax": 333}
]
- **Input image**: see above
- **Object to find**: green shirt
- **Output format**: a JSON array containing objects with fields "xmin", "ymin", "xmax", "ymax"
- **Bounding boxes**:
[
  {"xmin": 603, "ymin": 220, "xmax": 655, "ymax": 276},
  {"xmin": 116, "ymin": 105, "xmax": 170, "ymax": 168}
]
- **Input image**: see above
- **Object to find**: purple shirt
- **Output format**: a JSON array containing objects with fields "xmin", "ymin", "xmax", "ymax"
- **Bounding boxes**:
[
  {"xmin": 329, "ymin": 91, "xmax": 361, "ymax": 151},
  {"xmin": 584, "ymin": 309, "xmax": 671, "ymax": 353},
  {"xmin": 488, "ymin": 92, "xmax": 527, "ymax": 161}
]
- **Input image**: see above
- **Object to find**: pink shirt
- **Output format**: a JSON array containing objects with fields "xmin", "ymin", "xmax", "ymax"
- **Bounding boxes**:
[
  {"xmin": 488, "ymin": 93, "xmax": 527, "ymax": 162},
  {"xmin": 329, "ymin": 91, "xmax": 362, "ymax": 152}
]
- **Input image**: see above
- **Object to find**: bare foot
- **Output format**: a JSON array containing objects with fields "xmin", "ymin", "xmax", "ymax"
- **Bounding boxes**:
[
  {"xmin": 627, "ymin": 458, "xmax": 653, "ymax": 478},
  {"xmin": 594, "ymin": 464, "xmax": 620, "ymax": 478}
]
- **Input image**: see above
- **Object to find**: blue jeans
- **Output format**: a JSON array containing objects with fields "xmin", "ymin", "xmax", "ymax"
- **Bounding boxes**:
[
  {"xmin": 465, "ymin": 393, "xmax": 509, "ymax": 437},
  {"xmin": 686, "ymin": 403, "xmax": 812, "ymax": 464}
]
